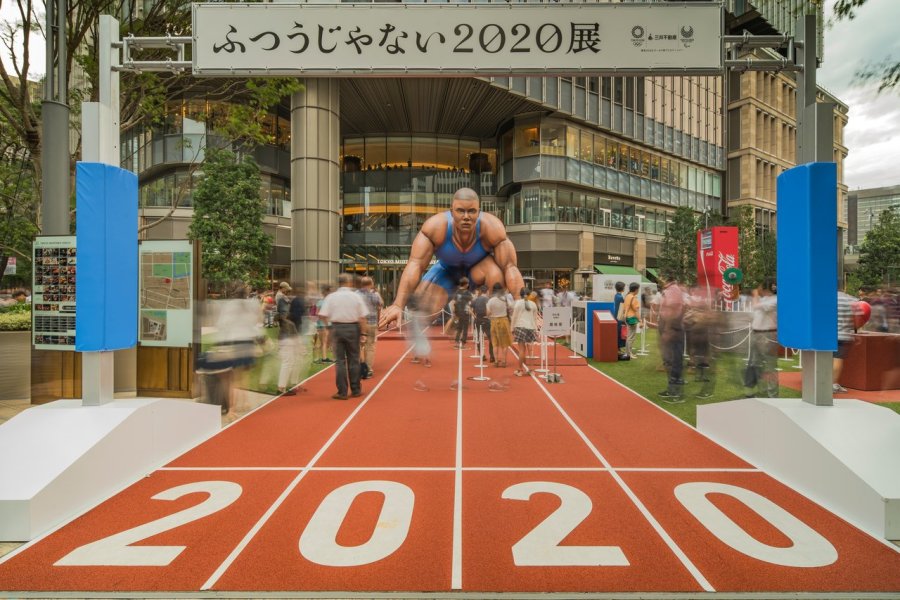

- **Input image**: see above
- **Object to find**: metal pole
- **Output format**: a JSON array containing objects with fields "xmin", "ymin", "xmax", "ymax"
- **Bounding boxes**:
[
  {"xmin": 81, "ymin": 15, "xmax": 121, "ymax": 406},
  {"xmin": 40, "ymin": 0, "xmax": 70, "ymax": 237},
  {"xmin": 795, "ymin": 14, "xmax": 835, "ymax": 407}
]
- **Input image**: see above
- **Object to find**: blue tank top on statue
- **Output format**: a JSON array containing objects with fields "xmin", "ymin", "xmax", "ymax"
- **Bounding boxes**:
[{"xmin": 434, "ymin": 211, "xmax": 490, "ymax": 269}]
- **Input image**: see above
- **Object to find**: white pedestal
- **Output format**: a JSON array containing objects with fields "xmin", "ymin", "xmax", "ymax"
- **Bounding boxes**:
[
  {"xmin": 698, "ymin": 398, "xmax": 900, "ymax": 541},
  {"xmin": 0, "ymin": 398, "xmax": 220, "ymax": 541}
]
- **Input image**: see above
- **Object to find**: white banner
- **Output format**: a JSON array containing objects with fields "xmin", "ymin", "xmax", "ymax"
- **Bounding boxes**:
[{"xmin": 193, "ymin": 3, "xmax": 723, "ymax": 76}]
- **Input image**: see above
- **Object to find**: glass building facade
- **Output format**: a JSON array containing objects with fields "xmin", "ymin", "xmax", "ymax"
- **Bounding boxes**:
[
  {"xmin": 124, "ymin": 97, "xmax": 294, "ymax": 283},
  {"xmin": 122, "ymin": 98, "xmax": 292, "ymax": 217},
  {"xmin": 340, "ymin": 136, "xmax": 497, "ymax": 248}
]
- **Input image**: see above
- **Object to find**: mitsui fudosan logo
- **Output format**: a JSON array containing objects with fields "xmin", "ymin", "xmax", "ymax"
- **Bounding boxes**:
[{"xmin": 631, "ymin": 23, "xmax": 696, "ymax": 49}]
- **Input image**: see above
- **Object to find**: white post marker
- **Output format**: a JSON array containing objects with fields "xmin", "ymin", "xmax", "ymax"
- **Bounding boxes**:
[
  {"xmin": 470, "ymin": 321, "xmax": 481, "ymax": 360},
  {"xmin": 568, "ymin": 315, "xmax": 580, "ymax": 359},
  {"xmin": 636, "ymin": 321, "xmax": 649, "ymax": 356},
  {"xmin": 542, "ymin": 307, "xmax": 571, "ymax": 384},
  {"xmin": 467, "ymin": 322, "xmax": 490, "ymax": 382},
  {"xmin": 534, "ymin": 332, "xmax": 549, "ymax": 375}
]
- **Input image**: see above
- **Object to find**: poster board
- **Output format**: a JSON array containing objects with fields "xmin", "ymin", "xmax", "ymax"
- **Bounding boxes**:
[
  {"xmin": 32, "ymin": 236, "xmax": 77, "ymax": 350},
  {"xmin": 138, "ymin": 240, "xmax": 193, "ymax": 347}
]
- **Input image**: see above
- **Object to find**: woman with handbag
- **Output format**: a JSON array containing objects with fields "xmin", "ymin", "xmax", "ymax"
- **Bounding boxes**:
[{"xmin": 624, "ymin": 282, "xmax": 642, "ymax": 359}]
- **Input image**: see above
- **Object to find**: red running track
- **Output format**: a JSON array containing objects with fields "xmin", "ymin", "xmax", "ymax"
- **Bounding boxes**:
[{"xmin": 1, "ymin": 335, "xmax": 900, "ymax": 596}]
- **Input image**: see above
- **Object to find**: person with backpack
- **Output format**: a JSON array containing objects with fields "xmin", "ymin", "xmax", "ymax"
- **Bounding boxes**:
[
  {"xmin": 613, "ymin": 281, "xmax": 626, "ymax": 358},
  {"xmin": 623, "ymin": 282, "xmax": 642, "ymax": 359},
  {"xmin": 452, "ymin": 277, "xmax": 474, "ymax": 350}
]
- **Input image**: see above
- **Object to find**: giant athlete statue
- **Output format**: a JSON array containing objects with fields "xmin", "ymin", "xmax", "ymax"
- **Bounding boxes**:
[{"xmin": 378, "ymin": 187, "xmax": 525, "ymax": 329}]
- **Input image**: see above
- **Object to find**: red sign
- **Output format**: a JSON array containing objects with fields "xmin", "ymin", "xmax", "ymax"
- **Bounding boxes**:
[{"xmin": 697, "ymin": 227, "xmax": 739, "ymax": 299}]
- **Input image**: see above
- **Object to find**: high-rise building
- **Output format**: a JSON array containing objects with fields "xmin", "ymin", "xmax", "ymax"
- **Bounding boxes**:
[{"xmin": 847, "ymin": 185, "xmax": 900, "ymax": 247}]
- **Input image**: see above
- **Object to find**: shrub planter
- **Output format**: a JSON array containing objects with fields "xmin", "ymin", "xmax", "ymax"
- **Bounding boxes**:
[{"xmin": 0, "ymin": 330, "xmax": 31, "ymax": 401}]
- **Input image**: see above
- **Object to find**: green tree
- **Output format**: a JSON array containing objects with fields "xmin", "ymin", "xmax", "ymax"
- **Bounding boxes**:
[
  {"xmin": 188, "ymin": 149, "xmax": 271, "ymax": 292},
  {"xmin": 735, "ymin": 205, "xmax": 762, "ymax": 289},
  {"xmin": 757, "ymin": 232, "xmax": 778, "ymax": 287},
  {"xmin": 659, "ymin": 206, "xmax": 698, "ymax": 285},
  {"xmin": 0, "ymin": 128, "xmax": 38, "ymax": 288},
  {"xmin": 731, "ymin": 206, "xmax": 778, "ymax": 290},
  {"xmin": 856, "ymin": 209, "xmax": 900, "ymax": 286}
]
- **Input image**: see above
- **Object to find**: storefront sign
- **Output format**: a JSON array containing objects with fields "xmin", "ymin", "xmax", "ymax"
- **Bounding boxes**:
[
  {"xmin": 193, "ymin": 3, "xmax": 723, "ymax": 76},
  {"xmin": 597, "ymin": 253, "xmax": 633, "ymax": 266}
]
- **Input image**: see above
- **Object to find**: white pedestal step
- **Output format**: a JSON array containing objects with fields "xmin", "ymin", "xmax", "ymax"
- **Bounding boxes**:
[
  {"xmin": 0, "ymin": 398, "xmax": 220, "ymax": 541},
  {"xmin": 698, "ymin": 398, "xmax": 900, "ymax": 541}
]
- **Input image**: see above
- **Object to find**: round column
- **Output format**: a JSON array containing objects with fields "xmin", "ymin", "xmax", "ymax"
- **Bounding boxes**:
[{"xmin": 290, "ymin": 78, "xmax": 341, "ymax": 285}]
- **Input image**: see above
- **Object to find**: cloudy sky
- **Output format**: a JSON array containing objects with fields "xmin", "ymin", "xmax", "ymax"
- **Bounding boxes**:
[
  {"xmin": 1, "ymin": 0, "xmax": 898, "ymax": 189},
  {"xmin": 818, "ymin": 0, "xmax": 900, "ymax": 190}
]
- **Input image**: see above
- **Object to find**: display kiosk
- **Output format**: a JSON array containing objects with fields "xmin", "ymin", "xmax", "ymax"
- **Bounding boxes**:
[{"xmin": 570, "ymin": 300, "xmax": 608, "ymax": 358}]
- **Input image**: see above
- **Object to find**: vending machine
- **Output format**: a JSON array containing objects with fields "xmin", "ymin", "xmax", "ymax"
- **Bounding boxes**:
[{"xmin": 697, "ymin": 226, "xmax": 739, "ymax": 298}]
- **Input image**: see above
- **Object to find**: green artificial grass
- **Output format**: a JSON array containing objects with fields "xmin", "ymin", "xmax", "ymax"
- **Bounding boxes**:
[{"xmin": 586, "ymin": 328, "xmax": 802, "ymax": 427}]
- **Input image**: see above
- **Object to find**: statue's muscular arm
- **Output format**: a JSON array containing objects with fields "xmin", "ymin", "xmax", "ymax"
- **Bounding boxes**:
[
  {"xmin": 378, "ymin": 214, "xmax": 445, "ymax": 329},
  {"xmin": 480, "ymin": 212, "xmax": 525, "ymax": 296}
]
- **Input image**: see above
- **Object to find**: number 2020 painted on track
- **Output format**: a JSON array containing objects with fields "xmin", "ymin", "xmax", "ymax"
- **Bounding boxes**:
[{"xmin": 54, "ymin": 480, "xmax": 838, "ymax": 569}]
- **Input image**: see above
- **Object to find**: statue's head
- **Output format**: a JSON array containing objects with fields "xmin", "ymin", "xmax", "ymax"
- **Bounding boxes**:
[{"xmin": 450, "ymin": 188, "xmax": 480, "ymax": 233}]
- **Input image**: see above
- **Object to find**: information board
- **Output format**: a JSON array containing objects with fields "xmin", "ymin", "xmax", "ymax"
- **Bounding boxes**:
[
  {"xmin": 32, "ymin": 236, "xmax": 77, "ymax": 350},
  {"xmin": 542, "ymin": 307, "xmax": 572, "ymax": 338},
  {"xmin": 138, "ymin": 240, "xmax": 193, "ymax": 347}
]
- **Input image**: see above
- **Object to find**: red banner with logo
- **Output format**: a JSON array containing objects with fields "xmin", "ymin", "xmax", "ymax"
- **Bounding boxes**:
[{"xmin": 697, "ymin": 227, "xmax": 739, "ymax": 299}]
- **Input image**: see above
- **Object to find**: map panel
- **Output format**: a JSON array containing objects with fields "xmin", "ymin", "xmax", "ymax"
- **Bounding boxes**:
[
  {"xmin": 141, "ymin": 252, "xmax": 190, "ymax": 309},
  {"xmin": 138, "ymin": 240, "xmax": 193, "ymax": 347}
]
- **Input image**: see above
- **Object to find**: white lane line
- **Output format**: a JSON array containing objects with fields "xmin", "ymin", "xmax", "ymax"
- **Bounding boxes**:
[
  {"xmin": 528, "ymin": 374, "xmax": 716, "ymax": 593},
  {"xmin": 159, "ymin": 465, "xmax": 759, "ymax": 473},
  {"xmin": 201, "ymin": 345, "xmax": 412, "ymax": 591},
  {"xmin": 583, "ymin": 361, "xmax": 758, "ymax": 463},
  {"xmin": 451, "ymin": 345, "xmax": 464, "ymax": 590}
]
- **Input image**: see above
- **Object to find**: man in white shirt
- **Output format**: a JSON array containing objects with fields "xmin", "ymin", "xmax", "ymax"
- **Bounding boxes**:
[
  {"xmin": 319, "ymin": 274, "xmax": 369, "ymax": 400},
  {"xmin": 538, "ymin": 281, "xmax": 556, "ymax": 311},
  {"xmin": 747, "ymin": 280, "xmax": 778, "ymax": 398},
  {"xmin": 556, "ymin": 285, "xmax": 576, "ymax": 308}
]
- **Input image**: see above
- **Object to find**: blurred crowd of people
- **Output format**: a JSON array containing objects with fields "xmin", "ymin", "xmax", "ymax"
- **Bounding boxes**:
[
  {"xmin": 200, "ymin": 274, "xmax": 384, "ymax": 419},
  {"xmin": 198, "ymin": 274, "xmax": 900, "ymax": 420},
  {"xmin": 638, "ymin": 278, "xmax": 900, "ymax": 403},
  {"xmin": 405, "ymin": 280, "xmax": 580, "ymax": 379}
]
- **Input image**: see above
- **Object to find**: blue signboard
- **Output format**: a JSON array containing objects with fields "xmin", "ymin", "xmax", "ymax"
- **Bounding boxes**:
[
  {"xmin": 776, "ymin": 162, "xmax": 837, "ymax": 351},
  {"xmin": 75, "ymin": 162, "xmax": 138, "ymax": 352}
]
